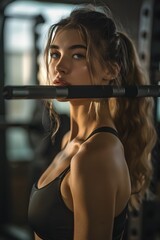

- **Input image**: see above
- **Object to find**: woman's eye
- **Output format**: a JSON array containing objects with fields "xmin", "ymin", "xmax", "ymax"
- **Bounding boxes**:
[
  {"xmin": 50, "ymin": 52, "xmax": 60, "ymax": 59},
  {"xmin": 73, "ymin": 54, "xmax": 85, "ymax": 60}
]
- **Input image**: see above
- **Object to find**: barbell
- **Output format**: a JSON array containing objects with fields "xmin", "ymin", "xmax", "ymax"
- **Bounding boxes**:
[{"xmin": 3, "ymin": 85, "xmax": 160, "ymax": 99}]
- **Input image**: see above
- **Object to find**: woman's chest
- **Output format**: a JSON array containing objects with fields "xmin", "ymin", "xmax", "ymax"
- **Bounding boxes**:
[{"xmin": 37, "ymin": 141, "xmax": 80, "ymax": 189}]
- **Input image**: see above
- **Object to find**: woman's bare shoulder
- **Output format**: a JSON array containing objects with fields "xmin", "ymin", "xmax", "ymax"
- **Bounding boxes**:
[
  {"xmin": 78, "ymin": 131, "xmax": 124, "ymax": 162},
  {"xmin": 71, "ymin": 131, "xmax": 125, "ymax": 180},
  {"xmin": 69, "ymin": 133, "xmax": 123, "ymax": 236},
  {"xmin": 69, "ymin": 131, "xmax": 131, "ymax": 218}
]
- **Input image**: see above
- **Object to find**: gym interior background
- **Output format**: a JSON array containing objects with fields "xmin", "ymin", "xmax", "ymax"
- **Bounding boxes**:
[{"xmin": 0, "ymin": 0, "xmax": 160, "ymax": 239}]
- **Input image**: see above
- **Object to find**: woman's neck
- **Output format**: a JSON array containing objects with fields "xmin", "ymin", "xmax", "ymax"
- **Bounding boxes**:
[{"xmin": 68, "ymin": 100, "xmax": 115, "ymax": 141}]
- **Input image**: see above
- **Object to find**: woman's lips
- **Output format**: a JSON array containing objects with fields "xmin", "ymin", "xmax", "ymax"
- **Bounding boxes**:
[{"xmin": 53, "ymin": 78, "xmax": 70, "ymax": 86}]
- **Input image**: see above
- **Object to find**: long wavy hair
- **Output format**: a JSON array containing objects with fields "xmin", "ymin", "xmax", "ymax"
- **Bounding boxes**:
[{"xmin": 44, "ymin": 6, "xmax": 157, "ymax": 209}]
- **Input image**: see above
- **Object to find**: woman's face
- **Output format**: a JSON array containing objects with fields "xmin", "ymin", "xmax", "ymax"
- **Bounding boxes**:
[{"xmin": 48, "ymin": 28, "xmax": 105, "ymax": 87}]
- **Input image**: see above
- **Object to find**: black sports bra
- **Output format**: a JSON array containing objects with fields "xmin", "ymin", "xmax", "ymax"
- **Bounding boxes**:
[{"xmin": 28, "ymin": 127, "xmax": 128, "ymax": 240}]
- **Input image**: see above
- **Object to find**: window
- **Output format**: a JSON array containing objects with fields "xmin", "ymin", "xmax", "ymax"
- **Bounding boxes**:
[{"xmin": 4, "ymin": 1, "xmax": 73, "ymax": 161}]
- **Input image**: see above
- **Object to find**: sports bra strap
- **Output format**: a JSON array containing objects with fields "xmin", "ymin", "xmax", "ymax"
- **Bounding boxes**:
[
  {"xmin": 85, "ymin": 126, "xmax": 119, "ymax": 141},
  {"xmin": 58, "ymin": 127, "xmax": 118, "ymax": 180}
]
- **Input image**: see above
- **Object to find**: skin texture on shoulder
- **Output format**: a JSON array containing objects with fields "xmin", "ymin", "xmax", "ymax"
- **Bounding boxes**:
[{"xmin": 69, "ymin": 132, "xmax": 131, "ymax": 240}]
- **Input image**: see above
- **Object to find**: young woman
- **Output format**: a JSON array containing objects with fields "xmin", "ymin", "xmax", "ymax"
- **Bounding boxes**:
[{"xmin": 28, "ymin": 6, "xmax": 157, "ymax": 240}]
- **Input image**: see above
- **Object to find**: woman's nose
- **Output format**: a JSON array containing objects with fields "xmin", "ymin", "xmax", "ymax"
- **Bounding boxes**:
[{"xmin": 55, "ymin": 56, "xmax": 70, "ymax": 74}]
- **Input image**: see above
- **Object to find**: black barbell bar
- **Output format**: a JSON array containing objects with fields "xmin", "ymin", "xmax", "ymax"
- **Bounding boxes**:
[{"xmin": 3, "ymin": 85, "xmax": 160, "ymax": 100}]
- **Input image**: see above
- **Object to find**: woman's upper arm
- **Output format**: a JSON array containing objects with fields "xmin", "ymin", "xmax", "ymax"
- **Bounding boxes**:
[{"xmin": 70, "ymin": 145, "xmax": 118, "ymax": 240}]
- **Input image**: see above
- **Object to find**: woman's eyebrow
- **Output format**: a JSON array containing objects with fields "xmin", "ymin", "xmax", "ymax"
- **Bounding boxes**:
[{"xmin": 49, "ymin": 44, "xmax": 87, "ymax": 50}]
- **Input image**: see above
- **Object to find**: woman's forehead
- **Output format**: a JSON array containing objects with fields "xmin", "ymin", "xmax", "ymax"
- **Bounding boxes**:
[{"xmin": 52, "ymin": 28, "xmax": 86, "ymax": 46}]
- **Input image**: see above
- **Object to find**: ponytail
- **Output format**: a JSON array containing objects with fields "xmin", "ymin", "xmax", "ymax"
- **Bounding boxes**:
[{"xmin": 111, "ymin": 32, "xmax": 157, "ymax": 209}]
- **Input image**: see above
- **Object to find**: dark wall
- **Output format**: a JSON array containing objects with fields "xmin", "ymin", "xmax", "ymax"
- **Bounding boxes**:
[{"xmin": 102, "ymin": 0, "xmax": 143, "ymax": 43}]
